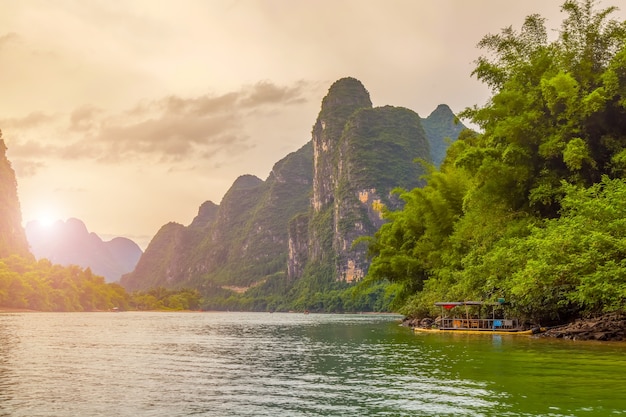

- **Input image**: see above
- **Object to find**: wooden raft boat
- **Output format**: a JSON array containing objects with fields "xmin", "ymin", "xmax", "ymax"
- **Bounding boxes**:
[{"xmin": 413, "ymin": 301, "xmax": 544, "ymax": 335}]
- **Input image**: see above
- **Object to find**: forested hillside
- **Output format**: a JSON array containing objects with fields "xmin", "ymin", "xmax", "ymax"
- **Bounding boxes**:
[
  {"xmin": 0, "ymin": 133, "xmax": 200, "ymax": 311},
  {"xmin": 365, "ymin": 0, "xmax": 626, "ymax": 323},
  {"xmin": 122, "ymin": 142, "xmax": 314, "ymax": 292},
  {"xmin": 122, "ymin": 77, "xmax": 464, "ymax": 312}
]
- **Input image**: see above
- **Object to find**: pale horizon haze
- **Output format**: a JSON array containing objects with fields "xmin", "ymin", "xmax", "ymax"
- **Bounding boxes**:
[{"xmin": 2, "ymin": 0, "xmax": 624, "ymax": 249}]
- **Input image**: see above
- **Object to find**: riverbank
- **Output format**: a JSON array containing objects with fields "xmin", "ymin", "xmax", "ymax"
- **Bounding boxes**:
[
  {"xmin": 403, "ymin": 313, "xmax": 626, "ymax": 341},
  {"xmin": 0, "ymin": 307, "xmax": 39, "ymax": 313},
  {"xmin": 540, "ymin": 313, "xmax": 626, "ymax": 341}
]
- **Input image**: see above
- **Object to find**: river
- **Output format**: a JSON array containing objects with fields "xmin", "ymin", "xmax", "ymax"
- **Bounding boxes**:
[{"xmin": 0, "ymin": 312, "xmax": 624, "ymax": 416}]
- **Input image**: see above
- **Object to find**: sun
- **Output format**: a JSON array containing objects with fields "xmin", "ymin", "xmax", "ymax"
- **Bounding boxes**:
[{"xmin": 35, "ymin": 210, "xmax": 59, "ymax": 229}]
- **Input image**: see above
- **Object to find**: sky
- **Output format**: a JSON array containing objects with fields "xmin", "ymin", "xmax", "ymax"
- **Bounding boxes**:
[{"xmin": 1, "ymin": 0, "xmax": 625, "ymax": 249}]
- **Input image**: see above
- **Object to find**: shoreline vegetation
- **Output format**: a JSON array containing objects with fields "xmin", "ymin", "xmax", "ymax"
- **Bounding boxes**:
[{"xmin": 363, "ymin": 1, "xmax": 626, "ymax": 334}]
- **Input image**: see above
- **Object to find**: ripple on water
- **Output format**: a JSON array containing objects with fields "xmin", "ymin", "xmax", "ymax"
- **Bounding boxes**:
[{"xmin": 1, "ymin": 312, "xmax": 624, "ymax": 416}]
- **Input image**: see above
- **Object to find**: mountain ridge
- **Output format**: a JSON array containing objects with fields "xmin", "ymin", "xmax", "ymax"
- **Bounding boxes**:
[
  {"xmin": 26, "ymin": 217, "xmax": 143, "ymax": 283},
  {"xmin": 121, "ymin": 141, "xmax": 314, "ymax": 291},
  {"xmin": 121, "ymin": 77, "xmax": 466, "ymax": 310}
]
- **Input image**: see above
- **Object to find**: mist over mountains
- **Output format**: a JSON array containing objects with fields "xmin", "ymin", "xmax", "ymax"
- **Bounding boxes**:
[{"xmin": 26, "ymin": 218, "xmax": 143, "ymax": 283}]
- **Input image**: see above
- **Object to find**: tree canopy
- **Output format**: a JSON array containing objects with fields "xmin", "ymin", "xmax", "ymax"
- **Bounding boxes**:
[{"xmin": 365, "ymin": 0, "xmax": 626, "ymax": 322}]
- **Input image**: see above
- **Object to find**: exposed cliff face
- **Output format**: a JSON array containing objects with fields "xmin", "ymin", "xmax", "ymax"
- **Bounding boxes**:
[
  {"xmin": 0, "ymin": 134, "xmax": 31, "ymax": 259},
  {"xmin": 332, "ymin": 105, "xmax": 430, "ymax": 281},
  {"xmin": 312, "ymin": 77, "xmax": 372, "ymax": 212},
  {"xmin": 308, "ymin": 78, "xmax": 373, "ymax": 271},
  {"xmin": 304, "ymin": 81, "xmax": 433, "ymax": 283},
  {"xmin": 287, "ymin": 213, "xmax": 309, "ymax": 281}
]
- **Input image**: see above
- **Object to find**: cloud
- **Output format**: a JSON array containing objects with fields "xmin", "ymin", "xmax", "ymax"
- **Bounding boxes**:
[
  {"xmin": 0, "ymin": 32, "xmax": 19, "ymax": 48},
  {"xmin": 154, "ymin": 80, "xmax": 308, "ymax": 115},
  {"xmin": 11, "ymin": 159, "xmax": 46, "ymax": 178},
  {"xmin": 3, "ymin": 80, "xmax": 313, "ymax": 167},
  {"xmin": 240, "ymin": 80, "xmax": 309, "ymax": 107},
  {"xmin": 7, "ymin": 138, "xmax": 95, "ymax": 161},
  {"xmin": 0, "ymin": 112, "xmax": 56, "ymax": 129},
  {"xmin": 95, "ymin": 112, "xmax": 245, "ymax": 162},
  {"xmin": 69, "ymin": 105, "xmax": 102, "ymax": 132}
]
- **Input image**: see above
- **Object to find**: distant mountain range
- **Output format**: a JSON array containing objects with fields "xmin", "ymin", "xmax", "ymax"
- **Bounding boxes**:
[{"xmin": 26, "ymin": 218, "xmax": 143, "ymax": 283}]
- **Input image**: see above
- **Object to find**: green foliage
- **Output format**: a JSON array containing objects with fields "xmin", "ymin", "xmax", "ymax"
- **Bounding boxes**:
[
  {"xmin": 124, "ymin": 142, "xmax": 313, "ymax": 291},
  {"xmin": 365, "ymin": 163, "xmax": 470, "ymax": 306},
  {"xmin": 318, "ymin": 77, "xmax": 373, "ymax": 140},
  {"xmin": 501, "ymin": 178, "xmax": 626, "ymax": 320},
  {"xmin": 343, "ymin": 106, "xmax": 430, "ymax": 202},
  {"xmin": 0, "ymin": 256, "xmax": 130, "ymax": 311},
  {"xmin": 130, "ymin": 287, "xmax": 201, "ymax": 311},
  {"xmin": 194, "ymin": 262, "xmax": 397, "ymax": 314},
  {"xmin": 366, "ymin": 1, "xmax": 626, "ymax": 323},
  {"xmin": 0, "ymin": 254, "xmax": 210, "ymax": 312}
]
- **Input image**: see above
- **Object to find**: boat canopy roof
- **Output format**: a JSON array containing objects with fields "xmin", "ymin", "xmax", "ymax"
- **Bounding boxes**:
[{"xmin": 435, "ymin": 301, "xmax": 499, "ymax": 309}]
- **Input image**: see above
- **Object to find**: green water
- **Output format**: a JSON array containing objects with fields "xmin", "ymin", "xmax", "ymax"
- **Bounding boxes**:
[
  {"xmin": 410, "ymin": 332, "xmax": 626, "ymax": 416},
  {"xmin": 0, "ymin": 312, "xmax": 624, "ymax": 416}
]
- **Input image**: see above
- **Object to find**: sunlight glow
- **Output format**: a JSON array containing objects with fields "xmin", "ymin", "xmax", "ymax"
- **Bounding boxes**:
[{"xmin": 36, "ymin": 210, "xmax": 58, "ymax": 229}]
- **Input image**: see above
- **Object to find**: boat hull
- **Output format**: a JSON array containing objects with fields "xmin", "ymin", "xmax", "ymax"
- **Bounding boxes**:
[{"xmin": 413, "ymin": 327, "xmax": 541, "ymax": 336}]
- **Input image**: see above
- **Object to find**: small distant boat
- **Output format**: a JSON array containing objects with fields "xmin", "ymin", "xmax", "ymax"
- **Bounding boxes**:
[{"xmin": 414, "ymin": 301, "xmax": 543, "ymax": 335}]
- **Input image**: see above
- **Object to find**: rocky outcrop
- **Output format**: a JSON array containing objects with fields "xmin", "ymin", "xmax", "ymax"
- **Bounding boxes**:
[
  {"xmin": 333, "ymin": 105, "xmax": 430, "ymax": 281},
  {"xmin": 311, "ymin": 77, "xmax": 372, "ymax": 213},
  {"xmin": 304, "ymin": 79, "xmax": 434, "ymax": 282},
  {"xmin": 541, "ymin": 313, "xmax": 626, "ymax": 341},
  {"xmin": 0, "ymin": 133, "xmax": 31, "ymax": 259},
  {"xmin": 287, "ymin": 213, "xmax": 309, "ymax": 281},
  {"xmin": 189, "ymin": 201, "xmax": 219, "ymax": 229}
]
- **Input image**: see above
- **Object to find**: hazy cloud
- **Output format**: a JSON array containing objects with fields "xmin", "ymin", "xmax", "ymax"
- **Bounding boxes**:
[
  {"xmin": 11, "ymin": 159, "xmax": 45, "ymax": 178},
  {"xmin": 240, "ymin": 81, "xmax": 308, "ymax": 107},
  {"xmin": 92, "ymin": 81, "xmax": 311, "ymax": 162},
  {"xmin": 3, "ymin": 80, "xmax": 312, "ymax": 166},
  {"xmin": 53, "ymin": 186, "xmax": 88, "ymax": 194},
  {"xmin": 96, "ymin": 112, "xmax": 244, "ymax": 162},
  {"xmin": 0, "ymin": 112, "xmax": 56, "ymax": 129},
  {"xmin": 69, "ymin": 105, "xmax": 102, "ymax": 132},
  {"xmin": 0, "ymin": 32, "xmax": 19, "ymax": 48}
]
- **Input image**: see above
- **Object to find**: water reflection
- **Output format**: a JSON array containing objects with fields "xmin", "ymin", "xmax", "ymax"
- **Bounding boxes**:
[
  {"xmin": 0, "ymin": 315, "xmax": 19, "ymax": 414},
  {"xmin": 0, "ymin": 312, "xmax": 624, "ymax": 416}
]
